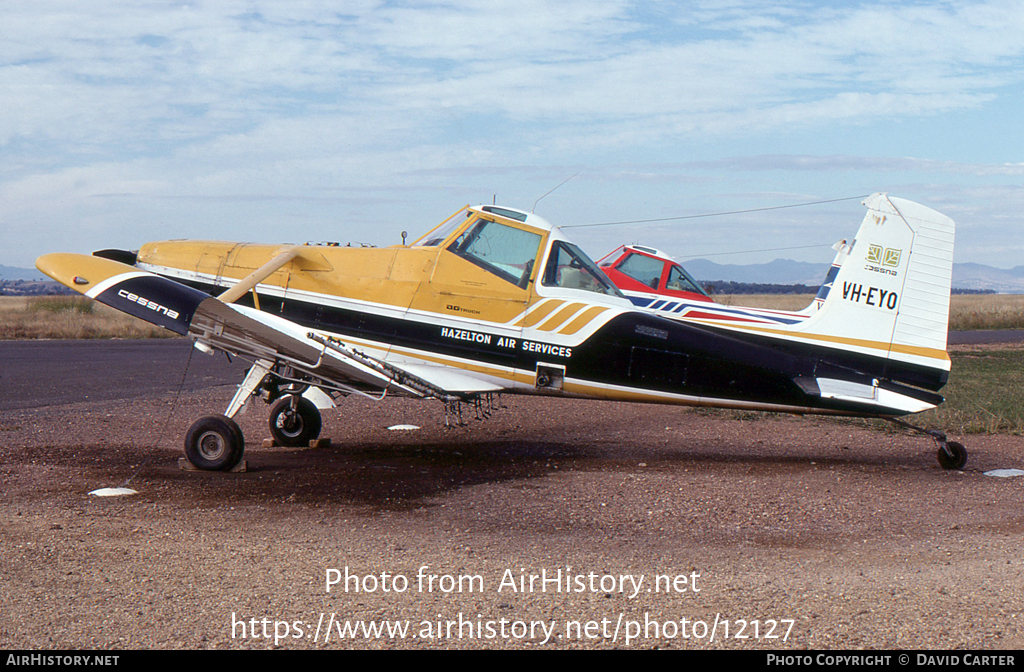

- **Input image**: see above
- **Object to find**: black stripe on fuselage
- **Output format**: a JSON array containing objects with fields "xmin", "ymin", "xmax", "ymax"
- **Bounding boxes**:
[
  {"xmin": 169, "ymin": 276, "xmax": 942, "ymax": 414},
  {"xmin": 686, "ymin": 322, "xmax": 949, "ymax": 393}
]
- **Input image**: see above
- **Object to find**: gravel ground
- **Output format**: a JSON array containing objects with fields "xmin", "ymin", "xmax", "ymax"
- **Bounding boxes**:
[{"xmin": 2, "ymin": 384, "xmax": 1023, "ymax": 650}]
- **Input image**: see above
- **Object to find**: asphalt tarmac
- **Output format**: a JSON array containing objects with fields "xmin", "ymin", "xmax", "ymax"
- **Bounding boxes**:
[
  {"xmin": 0, "ymin": 340, "xmax": 245, "ymax": 411},
  {"xmin": 948, "ymin": 330, "xmax": 1024, "ymax": 345}
]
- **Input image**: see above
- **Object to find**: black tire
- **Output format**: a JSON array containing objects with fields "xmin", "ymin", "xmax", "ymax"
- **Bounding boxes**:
[
  {"xmin": 268, "ymin": 396, "xmax": 322, "ymax": 447},
  {"xmin": 184, "ymin": 415, "xmax": 245, "ymax": 471},
  {"xmin": 937, "ymin": 441, "xmax": 967, "ymax": 470}
]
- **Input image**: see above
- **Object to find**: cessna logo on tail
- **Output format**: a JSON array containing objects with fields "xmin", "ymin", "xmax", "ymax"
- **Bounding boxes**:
[{"xmin": 865, "ymin": 245, "xmax": 902, "ymax": 277}]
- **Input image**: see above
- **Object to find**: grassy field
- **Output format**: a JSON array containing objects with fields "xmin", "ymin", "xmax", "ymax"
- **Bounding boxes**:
[
  {"xmin": 947, "ymin": 294, "xmax": 1024, "ymax": 331},
  {"xmin": 713, "ymin": 293, "xmax": 818, "ymax": 311},
  {"xmin": 0, "ymin": 296, "xmax": 173, "ymax": 340},
  {"xmin": 915, "ymin": 346, "xmax": 1024, "ymax": 435},
  {"xmin": 716, "ymin": 293, "xmax": 1024, "ymax": 331},
  {"xmin": 705, "ymin": 345, "xmax": 1024, "ymax": 436}
]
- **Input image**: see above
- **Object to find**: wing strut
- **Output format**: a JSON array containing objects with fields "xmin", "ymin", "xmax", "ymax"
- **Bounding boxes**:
[{"xmin": 218, "ymin": 248, "xmax": 299, "ymax": 304}]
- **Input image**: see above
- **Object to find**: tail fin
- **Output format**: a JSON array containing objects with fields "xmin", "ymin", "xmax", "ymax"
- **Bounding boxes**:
[
  {"xmin": 799, "ymin": 193, "xmax": 954, "ymax": 374},
  {"xmin": 806, "ymin": 239, "xmax": 851, "ymax": 313}
]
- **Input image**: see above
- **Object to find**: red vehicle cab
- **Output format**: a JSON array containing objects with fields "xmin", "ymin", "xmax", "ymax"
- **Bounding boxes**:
[{"xmin": 597, "ymin": 245, "xmax": 713, "ymax": 304}]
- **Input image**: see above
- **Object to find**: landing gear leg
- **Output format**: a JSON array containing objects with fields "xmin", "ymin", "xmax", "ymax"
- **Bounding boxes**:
[
  {"xmin": 225, "ymin": 359, "xmax": 274, "ymax": 418},
  {"xmin": 268, "ymin": 395, "xmax": 322, "ymax": 447},
  {"xmin": 886, "ymin": 418, "xmax": 967, "ymax": 470}
]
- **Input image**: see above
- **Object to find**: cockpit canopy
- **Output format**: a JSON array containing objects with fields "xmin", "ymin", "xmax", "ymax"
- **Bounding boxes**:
[
  {"xmin": 598, "ymin": 245, "xmax": 711, "ymax": 301},
  {"xmin": 414, "ymin": 205, "xmax": 622, "ymax": 297},
  {"xmin": 449, "ymin": 216, "xmax": 541, "ymax": 288}
]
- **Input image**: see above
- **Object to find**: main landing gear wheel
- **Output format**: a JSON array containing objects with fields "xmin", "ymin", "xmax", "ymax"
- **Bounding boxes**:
[
  {"xmin": 268, "ymin": 396, "xmax": 322, "ymax": 447},
  {"xmin": 937, "ymin": 441, "xmax": 967, "ymax": 471},
  {"xmin": 184, "ymin": 415, "xmax": 245, "ymax": 471}
]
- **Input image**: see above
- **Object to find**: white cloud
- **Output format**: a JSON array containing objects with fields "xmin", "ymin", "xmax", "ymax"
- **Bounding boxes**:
[
  {"xmin": 3, "ymin": 1, "xmax": 1024, "ymax": 268},
  {"xmin": 682, "ymin": 154, "xmax": 1024, "ymax": 176},
  {"xmin": 5, "ymin": 1, "xmax": 1023, "ymax": 151}
]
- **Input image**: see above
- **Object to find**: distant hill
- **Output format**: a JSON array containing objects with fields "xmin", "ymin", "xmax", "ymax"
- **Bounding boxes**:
[
  {"xmin": 683, "ymin": 259, "xmax": 1024, "ymax": 293},
  {"xmin": 0, "ymin": 280, "xmax": 74, "ymax": 296},
  {"xmin": 951, "ymin": 263, "xmax": 1024, "ymax": 293},
  {"xmin": 0, "ymin": 265, "xmax": 46, "ymax": 281},
  {"xmin": 683, "ymin": 258, "xmax": 829, "ymax": 286}
]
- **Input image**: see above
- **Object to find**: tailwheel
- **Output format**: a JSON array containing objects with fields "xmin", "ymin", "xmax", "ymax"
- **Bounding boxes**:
[
  {"xmin": 269, "ymin": 396, "xmax": 322, "ymax": 447},
  {"xmin": 886, "ymin": 418, "xmax": 967, "ymax": 471},
  {"xmin": 937, "ymin": 440, "xmax": 967, "ymax": 471},
  {"xmin": 184, "ymin": 415, "xmax": 245, "ymax": 471}
]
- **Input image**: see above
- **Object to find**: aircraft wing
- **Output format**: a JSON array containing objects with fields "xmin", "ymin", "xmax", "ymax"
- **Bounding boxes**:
[{"xmin": 35, "ymin": 253, "xmax": 493, "ymax": 400}]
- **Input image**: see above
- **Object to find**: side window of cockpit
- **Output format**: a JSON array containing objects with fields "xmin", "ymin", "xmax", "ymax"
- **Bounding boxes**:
[
  {"xmin": 666, "ymin": 264, "xmax": 708, "ymax": 296},
  {"xmin": 448, "ymin": 219, "xmax": 542, "ymax": 288},
  {"xmin": 543, "ymin": 242, "xmax": 623, "ymax": 297},
  {"xmin": 616, "ymin": 253, "xmax": 665, "ymax": 290}
]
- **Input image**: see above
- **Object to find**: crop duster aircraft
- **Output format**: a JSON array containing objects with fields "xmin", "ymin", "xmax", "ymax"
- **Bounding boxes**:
[{"xmin": 36, "ymin": 193, "xmax": 964, "ymax": 472}]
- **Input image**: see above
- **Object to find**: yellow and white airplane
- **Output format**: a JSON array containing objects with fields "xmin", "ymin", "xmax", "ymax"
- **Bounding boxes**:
[{"xmin": 36, "ymin": 194, "xmax": 964, "ymax": 471}]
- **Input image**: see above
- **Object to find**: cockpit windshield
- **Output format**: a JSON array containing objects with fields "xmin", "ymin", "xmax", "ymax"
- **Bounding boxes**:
[
  {"xmin": 448, "ymin": 217, "xmax": 542, "ymax": 288},
  {"xmin": 542, "ymin": 241, "xmax": 623, "ymax": 297},
  {"xmin": 419, "ymin": 209, "xmax": 472, "ymax": 247},
  {"xmin": 615, "ymin": 252, "xmax": 664, "ymax": 289}
]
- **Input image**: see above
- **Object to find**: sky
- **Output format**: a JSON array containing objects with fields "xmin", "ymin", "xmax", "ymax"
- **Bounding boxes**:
[{"xmin": 3, "ymin": 0, "xmax": 1024, "ymax": 271}]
